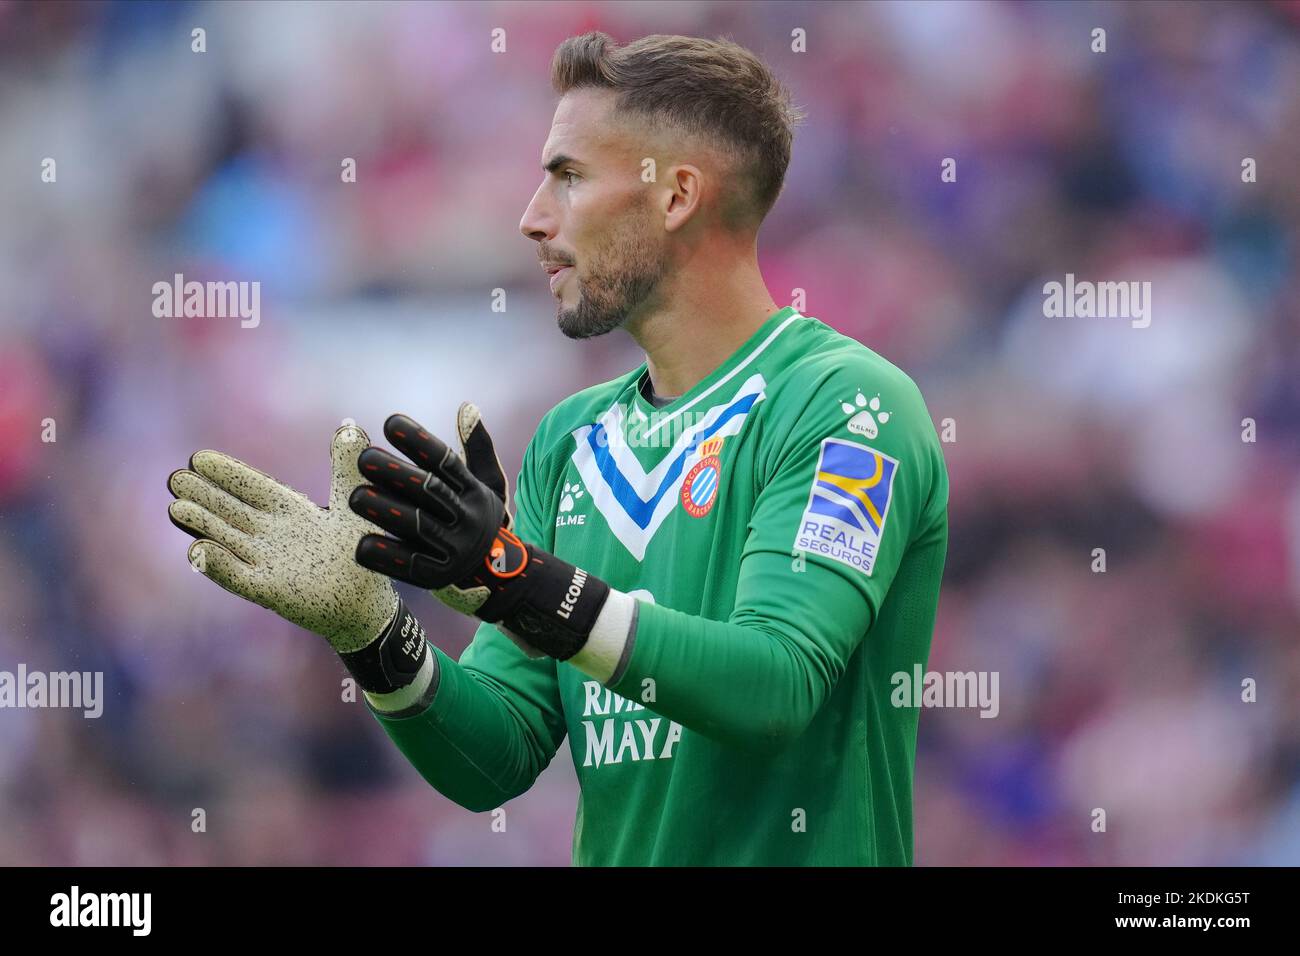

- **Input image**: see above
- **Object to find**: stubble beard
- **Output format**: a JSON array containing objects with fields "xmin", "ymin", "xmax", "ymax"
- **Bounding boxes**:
[{"xmin": 556, "ymin": 213, "xmax": 668, "ymax": 340}]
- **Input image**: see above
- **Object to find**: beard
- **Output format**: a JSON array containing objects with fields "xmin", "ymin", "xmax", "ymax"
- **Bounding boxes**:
[{"xmin": 556, "ymin": 208, "xmax": 669, "ymax": 340}]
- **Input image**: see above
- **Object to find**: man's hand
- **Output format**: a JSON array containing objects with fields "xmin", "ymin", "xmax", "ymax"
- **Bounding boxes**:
[
  {"xmin": 453, "ymin": 401, "xmax": 512, "ymax": 524},
  {"xmin": 168, "ymin": 423, "xmax": 398, "ymax": 651},
  {"xmin": 168, "ymin": 424, "xmax": 431, "ymax": 694},
  {"xmin": 349, "ymin": 409, "xmax": 611, "ymax": 661}
]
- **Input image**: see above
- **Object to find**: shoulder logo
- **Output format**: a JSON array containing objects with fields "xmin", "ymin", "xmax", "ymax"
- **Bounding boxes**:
[
  {"xmin": 681, "ymin": 437, "xmax": 723, "ymax": 518},
  {"xmin": 793, "ymin": 438, "xmax": 899, "ymax": 576},
  {"xmin": 841, "ymin": 391, "xmax": 890, "ymax": 439}
]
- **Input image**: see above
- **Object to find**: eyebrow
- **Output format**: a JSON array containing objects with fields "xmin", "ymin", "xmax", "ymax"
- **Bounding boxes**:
[{"xmin": 543, "ymin": 154, "xmax": 580, "ymax": 174}]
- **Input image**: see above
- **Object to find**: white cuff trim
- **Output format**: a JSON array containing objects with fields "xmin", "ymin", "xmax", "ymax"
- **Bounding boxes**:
[
  {"xmin": 570, "ymin": 589, "xmax": 635, "ymax": 684},
  {"xmin": 364, "ymin": 650, "xmax": 436, "ymax": 713}
]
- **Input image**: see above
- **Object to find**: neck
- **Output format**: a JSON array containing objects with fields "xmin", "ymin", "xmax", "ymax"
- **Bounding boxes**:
[{"xmin": 628, "ymin": 239, "xmax": 780, "ymax": 399}]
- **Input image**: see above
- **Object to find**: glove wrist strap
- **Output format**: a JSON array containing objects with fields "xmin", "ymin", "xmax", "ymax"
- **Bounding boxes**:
[
  {"xmin": 492, "ymin": 553, "xmax": 611, "ymax": 661},
  {"xmin": 338, "ymin": 598, "xmax": 429, "ymax": 694}
]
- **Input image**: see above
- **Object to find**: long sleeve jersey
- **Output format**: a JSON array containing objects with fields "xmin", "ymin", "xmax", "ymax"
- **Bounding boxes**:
[{"xmin": 369, "ymin": 307, "xmax": 949, "ymax": 865}]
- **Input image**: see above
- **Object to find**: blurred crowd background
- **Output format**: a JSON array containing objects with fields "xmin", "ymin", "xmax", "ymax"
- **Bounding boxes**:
[{"xmin": 1, "ymin": 0, "xmax": 1298, "ymax": 866}]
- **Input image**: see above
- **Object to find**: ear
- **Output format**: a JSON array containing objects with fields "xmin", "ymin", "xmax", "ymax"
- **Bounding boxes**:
[{"xmin": 663, "ymin": 163, "xmax": 705, "ymax": 233}]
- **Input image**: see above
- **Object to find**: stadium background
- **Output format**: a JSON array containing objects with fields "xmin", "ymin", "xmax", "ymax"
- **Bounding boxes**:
[{"xmin": 1, "ymin": 0, "xmax": 1298, "ymax": 865}]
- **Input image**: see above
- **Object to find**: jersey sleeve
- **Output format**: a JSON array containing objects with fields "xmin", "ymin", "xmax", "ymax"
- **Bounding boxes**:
[
  {"xmin": 367, "ymin": 419, "xmax": 570, "ymax": 811},
  {"xmin": 609, "ymin": 361, "xmax": 944, "ymax": 752},
  {"xmin": 743, "ymin": 362, "xmax": 942, "ymax": 636}
]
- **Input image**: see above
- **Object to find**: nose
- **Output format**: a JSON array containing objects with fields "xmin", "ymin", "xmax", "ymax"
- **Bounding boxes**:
[{"xmin": 519, "ymin": 180, "xmax": 555, "ymax": 242}]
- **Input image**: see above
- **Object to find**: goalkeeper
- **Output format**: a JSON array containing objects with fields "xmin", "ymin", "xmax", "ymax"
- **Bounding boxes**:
[{"xmin": 169, "ymin": 32, "xmax": 949, "ymax": 866}]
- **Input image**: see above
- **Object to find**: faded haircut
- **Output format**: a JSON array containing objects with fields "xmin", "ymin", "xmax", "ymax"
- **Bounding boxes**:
[{"xmin": 551, "ymin": 31, "xmax": 804, "ymax": 230}]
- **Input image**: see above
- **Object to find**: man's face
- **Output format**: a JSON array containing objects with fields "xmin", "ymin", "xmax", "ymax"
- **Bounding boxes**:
[{"xmin": 519, "ymin": 89, "xmax": 670, "ymax": 339}]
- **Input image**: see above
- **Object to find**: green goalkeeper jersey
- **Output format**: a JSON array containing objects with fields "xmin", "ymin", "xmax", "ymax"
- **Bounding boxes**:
[{"xmin": 370, "ymin": 307, "xmax": 949, "ymax": 865}]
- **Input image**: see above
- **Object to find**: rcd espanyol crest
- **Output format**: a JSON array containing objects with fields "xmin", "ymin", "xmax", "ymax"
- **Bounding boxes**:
[{"xmin": 681, "ymin": 436, "xmax": 724, "ymax": 518}]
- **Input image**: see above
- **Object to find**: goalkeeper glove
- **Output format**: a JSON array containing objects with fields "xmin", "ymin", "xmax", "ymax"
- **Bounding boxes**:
[
  {"xmin": 348, "ymin": 409, "xmax": 611, "ymax": 661},
  {"xmin": 166, "ymin": 423, "xmax": 430, "ymax": 694}
]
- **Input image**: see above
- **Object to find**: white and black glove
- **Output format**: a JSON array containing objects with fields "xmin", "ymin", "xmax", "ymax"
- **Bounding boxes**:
[{"xmin": 167, "ymin": 424, "xmax": 428, "ymax": 694}]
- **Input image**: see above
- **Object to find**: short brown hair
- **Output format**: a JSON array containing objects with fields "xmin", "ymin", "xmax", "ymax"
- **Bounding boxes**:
[{"xmin": 551, "ymin": 32, "xmax": 803, "ymax": 229}]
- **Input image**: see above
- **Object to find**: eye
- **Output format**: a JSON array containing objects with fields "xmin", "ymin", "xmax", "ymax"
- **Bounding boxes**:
[{"xmin": 564, "ymin": 170, "xmax": 579, "ymax": 187}]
